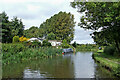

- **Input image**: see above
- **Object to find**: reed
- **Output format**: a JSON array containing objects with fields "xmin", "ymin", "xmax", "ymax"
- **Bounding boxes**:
[{"xmin": 2, "ymin": 43, "xmax": 62, "ymax": 65}]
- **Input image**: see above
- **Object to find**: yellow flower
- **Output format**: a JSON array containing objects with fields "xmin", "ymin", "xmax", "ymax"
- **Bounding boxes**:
[{"xmin": 19, "ymin": 36, "xmax": 29, "ymax": 42}]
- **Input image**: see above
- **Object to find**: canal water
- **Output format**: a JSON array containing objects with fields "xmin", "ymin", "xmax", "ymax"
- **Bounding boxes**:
[{"xmin": 3, "ymin": 52, "xmax": 115, "ymax": 78}]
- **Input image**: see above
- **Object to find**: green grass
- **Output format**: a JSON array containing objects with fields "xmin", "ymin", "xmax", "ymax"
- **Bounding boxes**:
[
  {"xmin": 97, "ymin": 50, "xmax": 103, "ymax": 53},
  {"xmin": 93, "ymin": 52, "xmax": 120, "ymax": 77}
]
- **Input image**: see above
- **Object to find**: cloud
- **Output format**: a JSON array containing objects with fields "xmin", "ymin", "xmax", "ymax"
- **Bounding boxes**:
[{"xmin": 0, "ymin": 0, "xmax": 94, "ymax": 44}]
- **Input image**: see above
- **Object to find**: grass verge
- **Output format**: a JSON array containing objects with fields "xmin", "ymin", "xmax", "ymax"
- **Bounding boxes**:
[{"xmin": 92, "ymin": 52, "xmax": 120, "ymax": 77}]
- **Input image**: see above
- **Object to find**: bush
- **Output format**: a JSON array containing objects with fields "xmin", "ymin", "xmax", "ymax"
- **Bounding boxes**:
[
  {"xmin": 72, "ymin": 41, "xmax": 77, "ymax": 48},
  {"xmin": 42, "ymin": 40, "xmax": 51, "ymax": 47},
  {"xmin": 104, "ymin": 46, "xmax": 115, "ymax": 55},
  {"xmin": 61, "ymin": 39, "xmax": 70, "ymax": 48},
  {"xmin": 12, "ymin": 36, "xmax": 19, "ymax": 43},
  {"xmin": 23, "ymin": 41, "xmax": 32, "ymax": 47},
  {"xmin": 19, "ymin": 36, "xmax": 29, "ymax": 42},
  {"xmin": 23, "ymin": 40, "xmax": 41, "ymax": 48},
  {"xmin": 47, "ymin": 32, "xmax": 56, "ymax": 40},
  {"xmin": 31, "ymin": 40, "xmax": 41, "ymax": 48},
  {"xmin": 2, "ymin": 43, "xmax": 26, "ymax": 56},
  {"xmin": 2, "ymin": 44, "xmax": 62, "ymax": 65},
  {"xmin": 61, "ymin": 43, "xmax": 70, "ymax": 48}
]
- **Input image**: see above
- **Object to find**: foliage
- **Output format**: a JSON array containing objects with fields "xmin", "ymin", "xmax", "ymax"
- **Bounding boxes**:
[
  {"xmin": 19, "ymin": 36, "xmax": 29, "ymax": 42},
  {"xmin": 0, "ymin": 12, "xmax": 24, "ymax": 43},
  {"xmin": 23, "ymin": 40, "xmax": 41, "ymax": 48},
  {"xmin": 97, "ymin": 50, "xmax": 103, "ymax": 53},
  {"xmin": 31, "ymin": 40, "xmax": 41, "ymax": 48},
  {"xmin": 42, "ymin": 40, "xmax": 51, "ymax": 47},
  {"xmin": 24, "ymin": 26, "xmax": 39, "ymax": 38},
  {"xmin": 2, "ymin": 43, "xmax": 62, "ymax": 65},
  {"xmin": 61, "ymin": 39, "xmax": 70, "ymax": 48},
  {"xmin": 2, "ymin": 43, "xmax": 26, "ymax": 54},
  {"xmin": 12, "ymin": 36, "xmax": 19, "ymax": 43},
  {"xmin": 93, "ymin": 52, "xmax": 120, "ymax": 77},
  {"xmin": 71, "ymin": 2, "xmax": 120, "ymax": 53},
  {"xmin": 72, "ymin": 41, "xmax": 77, "ymax": 48},
  {"xmin": 76, "ymin": 44, "xmax": 98, "ymax": 51},
  {"xmin": 39, "ymin": 11, "xmax": 75, "ymax": 43},
  {"xmin": 23, "ymin": 41, "xmax": 32, "ymax": 47},
  {"xmin": 10, "ymin": 17, "xmax": 24, "ymax": 37},
  {"xmin": 0, "ymin": 12, "xmax": 12, "ymax": 43},
  {"xmin": 104, "ymin": 46, "xmax": 115, "ymax": 55},
  {"xmin": 47, "ymin": 32, "xmax": 56, "ymax": 40}
]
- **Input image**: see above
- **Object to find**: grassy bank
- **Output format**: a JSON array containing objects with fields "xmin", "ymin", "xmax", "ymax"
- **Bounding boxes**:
[
  {"xmin": 76, "ymin": 44, "xmax": 98, "ymax": 51},
  {"xmin": 92, "ymin": 51, "xmax": 120, "ymax": 77},
  {"xmin": 0, "ymin": 43, "xmax": 2, "ymax": 80},
  {"xmin": 2, "ymin": 43, "xmax": 62, "ymax": 65}
]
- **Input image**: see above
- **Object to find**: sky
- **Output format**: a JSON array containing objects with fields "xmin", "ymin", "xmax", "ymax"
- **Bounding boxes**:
[{"xmin": 0, "ymin": 0, "xmax": 94, "ymax": 44}]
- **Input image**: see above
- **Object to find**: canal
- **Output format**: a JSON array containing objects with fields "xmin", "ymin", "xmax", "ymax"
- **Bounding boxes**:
[{"xmin": 3, "ymin": 52, "xmax": 115, "ymax": 78}]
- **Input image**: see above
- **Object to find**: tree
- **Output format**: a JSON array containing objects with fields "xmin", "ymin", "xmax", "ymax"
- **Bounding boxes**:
[
  {"xmin": 24, "ymin": 26, "xmax": 39, "ymax": 38},
  {"xmin": 42, "ymin": 40, "xmax": 51, "ymax": 46},
  {"xmin": 72, "ymin": 41, "xmax": 77, "ymax": 48},
  {"xmin": 47, "ymin": 32, "xmax": 56, "ymax": 40},
  {"xmin": 10, "ymin": 17, "xmax": 24, "ymax": 37},
  {"xmin": 71, "ymin": 2, "xmax": 120, "ymax": 53},
  {"xmin": 0, "ymin": 12, "xmax": 11, "ymax": 43},
  {"xmin": 0, "ymin": 12, "xmax": 24, "ymax": 43},
  {"xmin": 61, "ymin": 39, "xmax": 70, "ymax": 48},
  {"xmin": 39, "ymin": 11, "xmax": 75, "ymax": 43}
]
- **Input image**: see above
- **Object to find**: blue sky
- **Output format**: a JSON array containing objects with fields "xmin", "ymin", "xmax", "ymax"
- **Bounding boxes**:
[{"xmin": 0, "ymin": 0, "xmax": 94, "ymax": 44}]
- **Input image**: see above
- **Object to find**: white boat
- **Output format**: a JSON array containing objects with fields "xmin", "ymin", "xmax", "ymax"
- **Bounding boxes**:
[{"xmin": 62, "ymin": 48, "xmax": 73, "ymax": 53}]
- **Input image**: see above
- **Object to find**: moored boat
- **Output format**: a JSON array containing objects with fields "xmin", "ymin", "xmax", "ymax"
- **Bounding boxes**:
[{"xmin": 62, "ymin": 48, "xmax": 73, "ymax": 54}]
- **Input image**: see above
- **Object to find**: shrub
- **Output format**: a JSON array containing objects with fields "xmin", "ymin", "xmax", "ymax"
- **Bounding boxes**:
[
  {"xmin": 47, "ymin": 32, "xmax": 56, "ymax": 40},
  {"xmin": 42, "ymin": 40, "xmax": 51, "ymax": 47},
  {"xmin": 19, "ymin": 36, "xmax": 29, "ymax": 42},
  {"xmin": 23, "ymin": 40, "xmax": 41, "ymax": 48},
  {"xmin": 104, "ymin": 46, "xmax": 115, "ymax": 55},
  {"xmin": 62, "ymin": 43, "xmax": 70, "ymax": 48},
  {"xmin": 2, "ymin": 44, "xmax": 62, "ymax": 65},
  {"xmin": 31, "ymin": 40, "xmax": 41, "ymax": 48},
  {"xmin": 23, "ymin": 41, "xmax": 32, "ymax": 47},
  {"xmin": 72, "ymin": 41, "xmax": 77, "ymax": 48},
  {"xmin": 2, "ymin": 43, "xmax": 26, "ymax": 58},
  {"xmin": 61, "ymin": 39, "xmax": 70, "ymax": 48},
  {"xmin": 12, "ymin": 36, "xmax": 19, "ymax": 43}
]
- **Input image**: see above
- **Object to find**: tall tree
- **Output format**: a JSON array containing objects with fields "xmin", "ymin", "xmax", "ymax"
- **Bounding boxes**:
[
  {"xmin": 0, "ymin": 12, "xmax": 11, "ymax": 43},
  {"xmin": 10, "ymin": 17, "xmax": 24, "ymax": 37},
  {"xmin": 39, "ymin": 11, "xmax": 75, "ymax": 43},
  {"xmin": 47, "ymin": 32, "xmax": 56, "ymax": 40},
  {"xmin": 24, "ymin": 26, "xmax": 39, "ymax": 38},
  {"xmin": 0, "ymin": 12, "xmax": 24, "ymax": 43},
  {"xmin": 71, "ymin": 2, "xmax": 120, "ymax": 53}
]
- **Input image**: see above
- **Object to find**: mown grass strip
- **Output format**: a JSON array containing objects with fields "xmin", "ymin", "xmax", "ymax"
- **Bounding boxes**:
[{"xmin": 93, "ymin": 52, "xmax": 120, "ymax": 77}]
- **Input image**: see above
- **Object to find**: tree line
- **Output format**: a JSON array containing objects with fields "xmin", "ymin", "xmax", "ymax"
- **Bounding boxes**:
[
  {"xmin": 0, "ymin": 11, "xmax": 75, "ymax": 43},
  {"xmin": 0, "ymin": 12, "xmax": 24, "ymax": 43},
  {"xmin": 24, "ymin": 11, "xmax": 75, "ymax": 43}
]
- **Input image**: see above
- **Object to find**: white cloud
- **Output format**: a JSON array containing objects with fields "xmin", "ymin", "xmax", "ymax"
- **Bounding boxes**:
[
  {"xmin": 27, "ymin": 5, "xmax": 40, "ymax": 12},
  {"xmin": 0, "ymin": 0, "xmax": 94, "ymax": 44}
]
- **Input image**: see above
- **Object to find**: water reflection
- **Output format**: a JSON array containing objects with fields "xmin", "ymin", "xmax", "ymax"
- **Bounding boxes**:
[
  {"xmin": 3, "ymin": 52, "xmax": 116, "ymax": 78},
  {"xmin": 73, "ymin": 52, "xmax": 95, "ymax": 78},
  {"xmin": 24, "ymin": 69, "xmax": 44, "ymax": 78}
]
